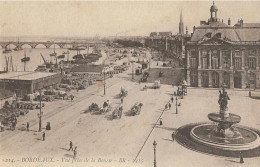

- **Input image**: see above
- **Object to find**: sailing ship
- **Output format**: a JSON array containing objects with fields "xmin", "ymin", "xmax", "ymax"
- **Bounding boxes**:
[
  {"xmin": 50, "ymin": 44, "xmax": 57, "ymax": 57},
  {"xmin": 14, "ymin": 38, "xmax": 23, "ymax": 51},
  {"xmin": 21, "ymin": 50, "xmax": 30, "ymax": 71},
  {"xmin": 21, "ymin": 50, "xmax": 30, "ymax": 62}
]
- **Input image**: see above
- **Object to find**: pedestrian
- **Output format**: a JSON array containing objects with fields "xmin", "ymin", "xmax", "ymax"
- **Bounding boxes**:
[
  {"xmin": 121, "ymin": 98, "xmax": 123, "ymax": 104},
  {"xmin": 159, "ymin": 118, "xmax": 163, "ymax": 126},
  {"xmin": 171, "ymin": 96, "xmax": 174, "ymax": 103},
  {"xmin": 168, "ymin": 103, "xmax": 171, "ymax": 110},
  {"xmin": 73, "ymin": 146, "xmax": 77, "ymax": 159},
  {"xmin": 172, "ymin": 132, "xmax": 175, "ymax": 142},
  {"xmin": 165, "ymin": 104, "xmax": 168, "ymax": 110},
  {"xmin": 27, "ymin": 122, "xmax": 29, "ymax": 132},
  {"xmin": 69, "ymin": 141, "xmax": 73, "ymax": 151},
  {"xmin": 42, "ymin": 131, "xmax": 45, "ymax": 141},
  {"xmin": 240, "ymin": 152, "xmax": 244, "ymax": 163}
]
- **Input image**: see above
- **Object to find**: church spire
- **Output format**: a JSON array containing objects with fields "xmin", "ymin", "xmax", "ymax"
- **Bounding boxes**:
[{"xmin": 179, "ymin": 10, "xmax": 184, "ymax": 35}]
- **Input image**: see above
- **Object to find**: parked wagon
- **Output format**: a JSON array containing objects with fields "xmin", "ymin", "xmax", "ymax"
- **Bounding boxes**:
[{"xmin": 129, "ymin": 103, "xmax": 143, "ymax": 116}]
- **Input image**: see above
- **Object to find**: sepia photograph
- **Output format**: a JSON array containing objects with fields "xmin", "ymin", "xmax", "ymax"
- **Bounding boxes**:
[{"xmin": 0, "ymin": 1, "xmax": 260, "ymax": 167}]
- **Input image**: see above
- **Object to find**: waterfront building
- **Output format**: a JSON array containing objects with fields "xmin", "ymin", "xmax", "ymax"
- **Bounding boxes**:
[
  {"xmin": 145, "ymin": 11, "xmax": 191, "ymax": 60},
  {"xmin": 0, "ymin": 72, "xmax": 61, "ymax": 97},
  {"xmin": 185, "ymin": 2, "xmax": 260, "ymax": 89}
]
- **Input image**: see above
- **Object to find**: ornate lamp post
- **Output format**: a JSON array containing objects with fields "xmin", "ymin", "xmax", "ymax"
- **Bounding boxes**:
[
  {"xmin": 175, "ymin": 96, "xmax": 178, "ymax": 114},
  {"xmin": 102, "ymin": 66, "xmax": 109, "ymax": 95},
  {"xmin": 153, "ymin": 140, "xmax": 157, "ymax": 167},
  {"xmin": 37, "ymin": 90, "xmax": 43, "ymax": 132}
]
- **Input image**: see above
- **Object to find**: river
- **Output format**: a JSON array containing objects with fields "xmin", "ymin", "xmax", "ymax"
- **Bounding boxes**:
[{"xmin": 0, "ymin": 46, "xmax": 93, "ymax": 72}]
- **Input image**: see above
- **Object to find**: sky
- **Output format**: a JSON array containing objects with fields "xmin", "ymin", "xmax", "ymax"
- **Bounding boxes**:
[{"xmin": 0, "ymin": 1, "xmax": 259, "ymax": 37}]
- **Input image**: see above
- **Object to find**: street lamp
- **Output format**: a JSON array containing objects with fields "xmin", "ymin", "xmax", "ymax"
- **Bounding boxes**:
[
  {"xmin": 37, "ymin": 90, "xmax": 43, "ymax": 132},
  {"xmin": 175, "ymin": 96, "xmax": 178, "ymax": 114},
  {"xmin": 102, "ymin": 66, "xmax": 109, "ymax": 95},
  {"xmin": 153, "ymin": 140, "xmax": 157, "ymax": 167},
  {"xmin": 129, "ymin": 57, "xmax": 135, "ymax": 80}
]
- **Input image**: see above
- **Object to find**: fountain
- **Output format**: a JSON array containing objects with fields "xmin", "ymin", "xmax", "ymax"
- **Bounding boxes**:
[
  {"xmin": 189, "ymin": 88, "xmax": 260, "ymax": 151},
  {"xmin": 175, "ymin": 89, "xmax": 260, "ymax": 157}
]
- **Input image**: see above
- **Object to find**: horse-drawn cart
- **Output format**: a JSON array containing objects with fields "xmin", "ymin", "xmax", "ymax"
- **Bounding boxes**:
[
  {"xmin": 111, "ymin": 106, "xmax": 123, "ymax": 119},
  {"xmin": 129, "ymin": 103, "xmax": 143, "ymax": 116},
  {"xmin": 119, "ymin": 88, "xmax": 128, "ymax": 98}
]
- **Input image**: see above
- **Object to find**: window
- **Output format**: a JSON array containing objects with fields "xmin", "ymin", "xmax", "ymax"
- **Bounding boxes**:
[
  {"xmin": 202, "ymin": 72, "xmax": 208, "ymax": 87},
  {"xmin": 190, "ymin": 58, "xmax": 197, "ymax": 68},
  {"xmin": 190, "ymin": 49, "xmax": 196, "ymax": 56},
  {"xmin": 212, "ymin": 72, "xmax": 219, "ymax": 87},
  {"xmin": 234, "ymin": 58, "xmax": 242, "ymax": 69},
  {"xmin": 202, "ymin": 58, "xmax": 208, "ymax": 69},
  {"xmin": 223, "ymin": 56, "xmax": 230, "ymax": 69},
  {"xmin": 223, "ymin": 72, "xmax": 230, "ymax": 87},
  {"xmin": 212, "ymin": 56, "xmax": 218, "ymax": 69},
  {"xmin": 190, "ymin": 71, "xmax": 197, "ymax": 84},
  {"xmin": 248, "ymin": 58, "xmax": 256, "ymax": 69}
]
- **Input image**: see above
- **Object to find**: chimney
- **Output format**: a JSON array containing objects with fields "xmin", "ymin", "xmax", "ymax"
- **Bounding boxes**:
[
  {"xmin": 186, "ymin": 26, "xmax": 188, "ymax": 35},
  {"xmin": 228, "ymin": 18, "xmax": 231, "ymax": 26},
  {"xmin": 193, "ymin": 26, "xmax": 196, "ymax": 33},
  {"xmin": 222, "ymin": 19, "xmax": 223, "ymax": 23}
]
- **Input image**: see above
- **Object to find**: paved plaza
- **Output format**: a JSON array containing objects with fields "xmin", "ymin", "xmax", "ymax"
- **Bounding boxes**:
[{"xmin": 1, "ymin": 67, "xmax": 260, "ymax": 167}]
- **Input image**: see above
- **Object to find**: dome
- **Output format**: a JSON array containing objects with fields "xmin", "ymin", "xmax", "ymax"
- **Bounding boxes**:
[{"xmin": 210, "ymin": 2, "xmax": 218, "ymax": 12}]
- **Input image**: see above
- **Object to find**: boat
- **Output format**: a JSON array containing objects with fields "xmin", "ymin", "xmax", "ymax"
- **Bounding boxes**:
[
  {"xmin": 14, "ymin": 47, "xmax": 23, "ymax": 51},
  {"xmin": 2, "ymin": 48, "xmax": 12, "ymax": 54},
  {"xmin": 68, "ymin": 47, "xmax": 78, "ymax": 50},
  {"xmin": 14, "ymin": 38, "xmax": 23, "ymax": 51},
  {"xmin": 21, "ymin": 57, "xmax": 30, "ymax": 62},
  {"xmin": 68, "ymin": 46, "xmax": 85, "ymax": 50},
  {"xmin": 3, "ymin": 45, "xmax": 12, "ymax": 54},
  {"xmin": 50, "ymin": 52, "xmax": 57, "ymax": 57},
  {"xmin": 35, "ymin": 53, "xmax": 57, "ymax": 72},
  {"xmin": 50, "ymin": 44, "xmax": 57, "ymax": 56},
  {"xmin": 73, "ymin": 54, "xmax": 85, "ymax": 60},
  {"xmin": 57, "ymin": 55, "xmax": 65, "ymax": 59},
  {"xmin": 21, "ymin": 50, "xmax": 30, "ymax": 62}
]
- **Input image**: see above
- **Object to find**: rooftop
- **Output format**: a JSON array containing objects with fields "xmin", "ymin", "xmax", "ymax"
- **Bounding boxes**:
[{"xmin": 0, "ymin": 72, "xmax": 59, "ymax": 81}]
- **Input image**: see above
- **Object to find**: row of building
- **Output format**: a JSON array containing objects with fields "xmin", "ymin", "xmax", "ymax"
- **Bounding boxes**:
[{"xmin": 145, "ymin": 2, "xmax": 260, "ymax": 89}]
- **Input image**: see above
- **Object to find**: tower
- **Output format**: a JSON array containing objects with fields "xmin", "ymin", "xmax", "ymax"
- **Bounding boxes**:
[
  {"xmin": 210, "ymin": 1, "xmax": 218, "ymax": 22},
  {"xmin": 179, "ymin": 10, "xmax": 184, "ymax": 35}
]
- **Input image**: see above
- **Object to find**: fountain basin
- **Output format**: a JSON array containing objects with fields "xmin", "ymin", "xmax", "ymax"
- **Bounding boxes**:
[{"xmin": 190, "ymin": 123, "xmax": 260, "ymax": 151}]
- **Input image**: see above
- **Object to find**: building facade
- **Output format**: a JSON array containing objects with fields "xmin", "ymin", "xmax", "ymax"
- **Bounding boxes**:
[
  {"xmin": 0, "ymin": 72, "xmax": 61, "ymax": 97},
  {"xmin": 186, "ymin": 2, "xmax": 260, "ymax": 89},
  {"xmin": 145, "ymin": 11, "xmax": 191, "ymax": 60}
]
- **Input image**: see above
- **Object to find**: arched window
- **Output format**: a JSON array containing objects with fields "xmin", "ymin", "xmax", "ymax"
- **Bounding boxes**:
[
  {"xmin": 204, "ymin": 33, "xmax": 212, "ymax": 38},
  {"xmin": 215, "ymin": 33, "xmax": 222, "ymax": 38}
]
